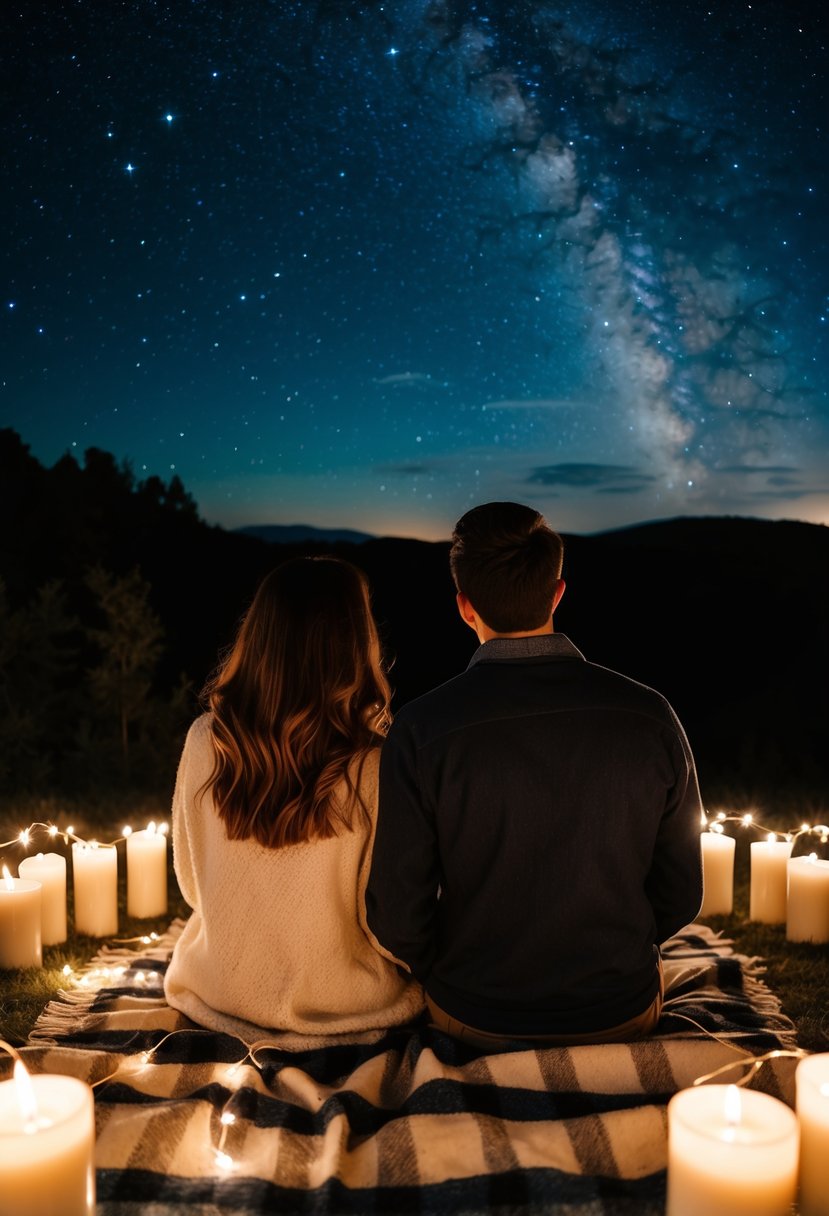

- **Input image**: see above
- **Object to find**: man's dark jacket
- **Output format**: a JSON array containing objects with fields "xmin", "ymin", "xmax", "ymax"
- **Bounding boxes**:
[{"xmin": 365, "ymin": 634, "xmax": 704, "ymax": 1035}]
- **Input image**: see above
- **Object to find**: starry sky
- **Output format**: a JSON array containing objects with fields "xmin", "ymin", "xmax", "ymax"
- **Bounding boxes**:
[{"xmin": 4, "ymin": 0, "xmax": 828, "ymax": 540}]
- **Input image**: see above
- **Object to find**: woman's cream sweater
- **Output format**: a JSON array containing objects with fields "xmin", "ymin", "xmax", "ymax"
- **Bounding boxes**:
[{"xmin": 163, "ymin": 714, "xmax": 424, "ymax": 1042}]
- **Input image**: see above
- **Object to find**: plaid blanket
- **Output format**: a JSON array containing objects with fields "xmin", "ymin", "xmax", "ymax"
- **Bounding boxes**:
[{"xmin": 19, "ymin": 922, "xmax": 799, "ymax": 1216}]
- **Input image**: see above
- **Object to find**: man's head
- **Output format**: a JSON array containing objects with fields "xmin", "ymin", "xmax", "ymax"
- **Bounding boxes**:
[{"xmin": 449, "ymin": 502, "xmax": 564, "ymax": 636}]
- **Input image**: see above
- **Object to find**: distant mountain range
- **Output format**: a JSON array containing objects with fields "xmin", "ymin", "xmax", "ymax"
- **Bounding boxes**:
[{"xmin": 235, "ymin": 523, "xmax": 377, "ymax": 545}]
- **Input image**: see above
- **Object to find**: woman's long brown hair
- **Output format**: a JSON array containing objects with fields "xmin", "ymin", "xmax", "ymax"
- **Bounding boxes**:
[{"xmin": 200, "ymin": 556, "xmax": 392, "ymax": 847}]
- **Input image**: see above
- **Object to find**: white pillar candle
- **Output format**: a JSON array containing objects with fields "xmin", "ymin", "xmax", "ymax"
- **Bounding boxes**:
[
  {"xmin": 18, "ymin": 852, "xmax": 68, "ymax": 945},
  {"xmin": 749, "ymin": 837, "xmax": 794, "ymax": 924},
  {"xmin": 0, "ymin": 867, "xmax": 42, "ymax": 970},
  {"xmin": 126, "ymin": 822, "xmax": 168, "ymax": 918},
  {"xmin": 787, "ymin": 855, "xmax": 829, "ymax": 944},
  {"xmin": 700, "ymin": 831, "xmax": 736, "ymax": 917},
  {"xmin": 0, "ymin": 1060, "xmax": 95, "ymax": 1216},
  {"xmin": 796, "ymin": 1052, "xmax": 829, "ymax": 1216},
  {"xmin": 667, "ymin": 1084, "xmax": 799, "ymax": 1216},
  {"xmin": 71, "ymin": 841, "xmax": 118, "ymax": 937}
]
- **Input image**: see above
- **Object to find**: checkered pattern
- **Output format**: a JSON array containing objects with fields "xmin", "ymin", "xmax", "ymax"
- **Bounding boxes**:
[{"xmin": 20, "ymin": 922, "xmax": 799, "ymax": 1215}]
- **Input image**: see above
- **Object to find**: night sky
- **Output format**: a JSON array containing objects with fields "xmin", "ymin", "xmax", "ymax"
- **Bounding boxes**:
[{"xmin": 4, "ymin": 0, "xmax": 828, "ymax": 540}]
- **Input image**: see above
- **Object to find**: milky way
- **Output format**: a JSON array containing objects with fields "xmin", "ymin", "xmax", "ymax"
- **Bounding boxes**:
[{"xmin": 3, "ymin": 0, "xmax": 828, "ymax": 538}]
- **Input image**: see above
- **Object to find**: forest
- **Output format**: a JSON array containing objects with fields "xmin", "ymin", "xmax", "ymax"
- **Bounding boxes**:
[{"xmin": 2, "ymin": 426, "xmax": 827, "ymax": 814}]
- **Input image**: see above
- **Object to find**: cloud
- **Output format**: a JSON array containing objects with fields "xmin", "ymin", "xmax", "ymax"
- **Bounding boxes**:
[
  {"xmin": 375, "ymin": 463, "xmax": 435, "ymax": 476},
  {"xmin": 373, "ymin": 372, "xmax": 437, "ymax": 388},
  {"xmin": 527, "ymin": 462, "xmax": 656, "ymax": 493},
  {"xmin": 715, "ymin": 465, "xmax": 801, "ymax": 477}
]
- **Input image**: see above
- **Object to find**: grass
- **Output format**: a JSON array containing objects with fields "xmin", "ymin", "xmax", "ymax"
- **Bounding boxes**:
[{"xmin": 1, "ymin": 795, "xmax": 828, "ymax": 1051}]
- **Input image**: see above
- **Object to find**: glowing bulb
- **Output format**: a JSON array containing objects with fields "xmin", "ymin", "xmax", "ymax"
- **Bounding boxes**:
[
  {"xmin": 123, "ymin": 826, "xmax": 132, "ymax": 838},
  {"xmin": 742, "ymin": 814, "xmax": 753, "ymax": 826},
  {"xmin": 220, "ymin": 1111, "xmax": 236, "ymax": 1126},
  {"xmin": 18, "ymin": 829, "xmax": 30, "ymax": 846},
  {"xmin": 47, "ymin": 825, "xmax": 58, "ymax": 837},
  {"xmin": 215, "ymin": 1150, "xmax": 235, "ymax": 1171}
]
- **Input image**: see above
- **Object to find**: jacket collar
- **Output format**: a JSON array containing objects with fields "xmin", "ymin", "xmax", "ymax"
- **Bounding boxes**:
[{"xmin": 467, "ymin": 633, "xmax": 584, "ymax": 668}]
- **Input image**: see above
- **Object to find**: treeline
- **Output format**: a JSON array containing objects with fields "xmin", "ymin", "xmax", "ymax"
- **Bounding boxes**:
[
  {"xmin": 0, "ymin": 429, "xmax": 222, "ymax": 795},
  {"xmin": 0, "ymin": 428, "xmax": 455, "ymax": 798}
]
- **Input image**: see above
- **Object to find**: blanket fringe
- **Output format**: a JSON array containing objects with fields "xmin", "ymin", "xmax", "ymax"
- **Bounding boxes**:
[{"xmin": 28, "ymin": 919, "xmax": 184, "ymax": 1045}]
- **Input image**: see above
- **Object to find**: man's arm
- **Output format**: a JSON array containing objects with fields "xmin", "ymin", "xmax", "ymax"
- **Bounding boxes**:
[
  {"xmin": 645, "ymin": 718, "xmax": 705, "ymax": 943},
  {"xmin": 364, "ymin": 716, "xmax": 440, "ymax": 982}
]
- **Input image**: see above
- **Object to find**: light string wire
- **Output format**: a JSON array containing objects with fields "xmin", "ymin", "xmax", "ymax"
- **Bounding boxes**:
[
  {"xmin": 693, "ymin": 1048, "xmax": 808, "ymax": 1087},
  {"xmin": 0, "ymin": 819, "xmax": 169, "ymax": 854},
  {"xmin": 702, "ymin": 810, "xmax": 829, "ymax": 846}
]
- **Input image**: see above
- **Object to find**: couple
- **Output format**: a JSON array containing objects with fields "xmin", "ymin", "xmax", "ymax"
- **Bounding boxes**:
[{"xmin": 164, "ymin": 501, "xmax": 704, "ymax": 1049}]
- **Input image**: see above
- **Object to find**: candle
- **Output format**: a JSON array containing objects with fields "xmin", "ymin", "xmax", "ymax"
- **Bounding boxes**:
[
  {"xmin": 749, "ymin": 836, "xmax": 794, "ymax": 924},
  {"xmin": 796, "ymin": 1053, "xmax": 829, "ymax": 1216},
  {"xmin": 71, "ymin": 841, "xmax": 118, "ymax": 937},
  {"xmin": 126, "ymin": 822, "xmax": 168, "ymax": 918},
  {"xmin": 787, "ymin": 854, "xmax": 829, "ymax": 944},
  {"xmin": 699, "ymin": 831, "xmax": 736, "ymax": 917},
  {"xmin": 18, "ymin": 853, "xmax": 68, "ymax": 945},
  {"xmin": 667, "ymin": 1083, "xmax": 799, "ymax": 1216},
  {"xmin": 0, "ymin": 867, "xmax": 42, "ymax": 970},
  {"xmin": 0, "ymin": 1059, "xmax": 95, "ymax": 1216}
]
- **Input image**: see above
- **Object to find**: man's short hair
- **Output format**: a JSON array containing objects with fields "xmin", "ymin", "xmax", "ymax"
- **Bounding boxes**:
[{"xmin": 449, "ymin": 502, "xmax": 564, "ymax": 633}]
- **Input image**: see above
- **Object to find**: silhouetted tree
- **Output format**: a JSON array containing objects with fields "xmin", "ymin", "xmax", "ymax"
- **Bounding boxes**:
[{"xmin": 85, "ymin": 566, "xmax": 165, "ymax": 780}]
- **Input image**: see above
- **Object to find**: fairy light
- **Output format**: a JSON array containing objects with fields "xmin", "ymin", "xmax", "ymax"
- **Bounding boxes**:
[
  {"xmin": 700, "ymin": 810, "xmax": 829, "ymax": 847},
  {"xmin": 1, "ymin": 819, "xmax": 170, "ymax": 852}
]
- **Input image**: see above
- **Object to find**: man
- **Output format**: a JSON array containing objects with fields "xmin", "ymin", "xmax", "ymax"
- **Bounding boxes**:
[{"xmin": 365, "ymin": 501, "xmax": 703, "ymax": 1049}]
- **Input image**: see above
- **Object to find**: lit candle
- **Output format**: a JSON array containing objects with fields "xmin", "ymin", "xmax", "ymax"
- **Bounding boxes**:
[
  {"xmin": 71, "ymin": 841, "xmax": 118, "ymax": 937},
  {"xmin": 667, "ymin": 1083, "xmax": 799, "ymax": 1216},
  {"xmin": 749, "ymin": 836, "xmax": 794, "ymax": 924},
  {"xmin": 0, "ymin": 866, "xmax": 42, "ymax": 970},
  {"xmin": 700, "ymin": 831, "xmax": 736, "ymax": 917},
  {"xmin": 18, "ymin": 853, "xmax": 68, "ymax": 945},
  {"xmin": 796, "ymin": 1052, "xmax": 829, "ymax": 1216},
  {"xmin": 0, "ymin": 1059, "xmax": 96, "ymax": 1216},
  {"xmin": 787, "ymin": 854, "xmax": 829, "ymax": 944},
  {"xmin": 126, "ymin": 821, "xmax": 168, "ymax": 918}
]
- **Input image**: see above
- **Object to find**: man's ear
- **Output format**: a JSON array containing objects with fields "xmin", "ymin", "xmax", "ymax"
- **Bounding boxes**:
[
  {"xmin": 552, "ymin": 578, "xmax": 566, "ymax": 614},
  {"xmin": 456, "ymin": 591, "xmax": 479, "ymax": 631}
]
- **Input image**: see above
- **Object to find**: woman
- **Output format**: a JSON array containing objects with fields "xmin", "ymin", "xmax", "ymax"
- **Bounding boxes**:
[{"xmin": 164, "ymin": 556, "xmax": 424, "ymax": 1041}]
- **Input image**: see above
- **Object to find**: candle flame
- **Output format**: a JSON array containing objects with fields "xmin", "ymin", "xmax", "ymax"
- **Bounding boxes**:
[
  {"xmin": 13, "ymin": 1059, "xmax": 39, "ymax": 1131},
  {"xmin": 159, "ymin": 822, "xmax": 169, "ymax": 835},
  {"xmin": 724, "ymin": 1084, "xmax": 742, "ymax": 1126},
  {"xmin": 766, "ymin": 832, "xmax": 776, "ymax": 843},
  {"xmin": 2, "ymin": 866, "xmax": 14, "ymax": 892},
  {"xmin": 147, "ymin": 821, "xmax": 157, "ymax": 835},
  {"xmin": 711, "ymin": 822, "xmax": 724, "ymax": 835},
  {"xmin": 808, "ymin": 853, "xmax": 818, "ymax": 863}
]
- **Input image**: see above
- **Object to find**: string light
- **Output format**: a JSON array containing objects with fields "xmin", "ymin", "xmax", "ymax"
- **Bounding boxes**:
[
  {"xmin": 0, "ymin": 819, "xmax": 169, "ymax": 852},
  {"xmin": 701, "ymin": 810, "xmax": 829, "ymax": 846},
  {"xmin": 693, "ymin": 1048, "xmax": 808, "ymax": 1088}
]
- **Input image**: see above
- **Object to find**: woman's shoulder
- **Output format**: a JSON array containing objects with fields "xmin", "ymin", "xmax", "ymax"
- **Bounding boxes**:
[
  {"xmin": 182, "ymin": 711, "xmax": 212, "ymax": 747},
  {"xmin": 356, "ymin": 743, "xmax": 381, "ymax": 785}
]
